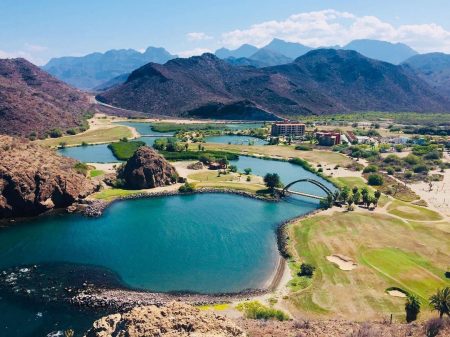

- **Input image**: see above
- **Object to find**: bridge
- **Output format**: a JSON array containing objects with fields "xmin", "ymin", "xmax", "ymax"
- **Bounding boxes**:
[{"xmin": 278, "ymin": 178, "xmax": 334, "ymax": 200}]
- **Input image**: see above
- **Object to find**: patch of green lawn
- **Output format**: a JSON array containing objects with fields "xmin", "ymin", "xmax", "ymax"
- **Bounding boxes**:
[
  {"xmin": 108, "ymin": 140, "xmax": 145, "ymax": 160},
  {"xmin": 92, "ymin": 188, "xmax": 142, "ymax": 201},
  {"xmin": 89, "ymin": 169, "xmax": 105, "ymax": 178}
]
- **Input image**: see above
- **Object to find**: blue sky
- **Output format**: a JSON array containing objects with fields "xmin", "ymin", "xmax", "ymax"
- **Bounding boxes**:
[{"xmin": 1, "ymin": 0, "xmax": 450, "ymax": 64}]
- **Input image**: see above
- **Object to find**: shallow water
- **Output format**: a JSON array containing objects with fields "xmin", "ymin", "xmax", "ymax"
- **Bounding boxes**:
[
  {"xmin": 205, "ymin": 135, "xmax": 268, "ymax": 145},
  {"xmin": 58, "ymin": 144, "xmax": 119, "ymax": 163}
]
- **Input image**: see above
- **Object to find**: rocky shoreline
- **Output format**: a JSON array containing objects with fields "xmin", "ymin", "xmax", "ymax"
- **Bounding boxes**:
[{"xmin": 71, "ymin": 286, "xmax": 266, "ymax": 312}]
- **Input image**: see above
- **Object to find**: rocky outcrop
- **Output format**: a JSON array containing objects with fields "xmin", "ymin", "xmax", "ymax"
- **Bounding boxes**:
[
  {"xmin": 118, "ymin": 146, "xmax": 177, "ymax": 189},
  {"xmin": 0, "ymin": 136, "xmax": 97, "ymax": 218},
  {"xmin": 84, "ymin": 301, "xmax": 246, "ymax": 337}
]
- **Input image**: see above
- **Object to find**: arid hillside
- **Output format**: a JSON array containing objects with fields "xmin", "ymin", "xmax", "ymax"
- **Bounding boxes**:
[{"xmin": 0, "ymin": 58, "xmax": 92, "ymax": 137}]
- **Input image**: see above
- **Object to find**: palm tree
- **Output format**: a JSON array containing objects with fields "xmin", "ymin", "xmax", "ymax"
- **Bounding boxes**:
[{"xmin": 429, "ymin": 287, "xmax": 450, "ymax": 318}]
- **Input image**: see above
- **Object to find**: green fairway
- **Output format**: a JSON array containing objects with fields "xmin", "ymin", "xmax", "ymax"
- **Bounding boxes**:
[{"xmin": 361, "ymin": 248, "xmax": 449, "ymax": 302}]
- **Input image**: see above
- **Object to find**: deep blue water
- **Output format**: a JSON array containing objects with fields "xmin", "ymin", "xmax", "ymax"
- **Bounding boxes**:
[{"xmin": 0, "ymin": 193, "xmax": 317, "ymax": 336}]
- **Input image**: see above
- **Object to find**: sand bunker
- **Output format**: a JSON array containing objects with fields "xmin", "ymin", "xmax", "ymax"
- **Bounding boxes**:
[
  {"xmin": 387, "ymin": 290, "xmax": 407, "ymax": 298},
  {"xmin": 326, "ymin": 254, "xmax": 357, "ymax": 271}
]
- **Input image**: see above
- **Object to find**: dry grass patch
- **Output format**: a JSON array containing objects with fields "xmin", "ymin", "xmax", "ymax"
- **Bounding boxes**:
[
  {"xmin": 39, "ymin": 126, "xmax": 133, "ymax": 147},
  {"xmin": 387, "ymin": 200, "xmax": 443, "ymax": 221}
]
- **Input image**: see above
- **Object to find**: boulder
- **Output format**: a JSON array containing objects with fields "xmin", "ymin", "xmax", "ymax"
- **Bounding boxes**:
[
  {"xmin": 187, "ymin": 161, "xmax": 204, "ymax": 170},
  {"xmin": 0, "ymin": 136, "xmax": 97, "ymax": 218},
  {"xmin": 84, "ymin": 301, "xmax": 246, "ymax": 337},
  {"xmin": 118, "ymin": 146, "xmax": 177, "ymax": 189}
]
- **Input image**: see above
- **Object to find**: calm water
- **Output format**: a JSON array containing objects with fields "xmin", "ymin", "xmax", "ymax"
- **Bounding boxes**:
[
  {"xmin": 0, "ymin": 193, "xmax": 317, "ymax": 336},
  {"xmin": 230, "ymin": 156, "xmax": 334, "ymax": 197},
  {"xmin": 57, "ymin": 122, "xmax": 267, "ymax": 162},
  {"xmin": 58, "ymin": 144, "xmax": 119, "ymax": 163},
  {"xmin": 205, "ymin": 135, "xmax": 268, "ymax": 145}
]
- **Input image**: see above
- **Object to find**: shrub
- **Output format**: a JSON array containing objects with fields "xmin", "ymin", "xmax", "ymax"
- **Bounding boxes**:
[
  {"xmin": 413, "ymin": 164, "xmax": 429, "ymax": 173},
  {"xmin": 424, "ymin": 318, "xmax": 444, "ymax": 337},
  {"xmin": 236, "ymin": 301, "xmax": 289, "ymax": 321},
  {"xmin": 298, "ymin": 263, "xmax": 315, "ymax": 277},
  {"xmin": 367, "ymin": 174, "xmax": 384, "ymax": 186},
  {"xmin": 246, "ymin": 176, "xmax": 251, "ymax": 182},
  {"xmin": 386, "ymin": 167, "xmax": 394, "ymax": 175},
  {"xmin": 404, "ymin": 154, "xmax": 421, "ymax": 165},
  {"xmin": 49, "ymin": 128, "xmax": 63, "ymax": 138},
  {"xmin": 424, "ymin": 150, "xmax": 442, "ymax": 160},
  {"xmin": 229, "ymin": 165, "xmax": 237, "ymax": 173},
  {"xmin": 81, "ymin": 141, "xmax": 89, "ymax": 147},
  {"xmin": 66, "ymin": 128, "xmax": 77, "ymax": 135},
  {"xmin": 363, "ymin": 165, "xmax": 378, "ymax": 173},
  {"xmin": 179, "ymin": 182, "xmax": 195, "ymax": 193},
  {"xmin": 295, "ymin": 144, "xmax": 312, "ymax": 151},
  {"xmin": 73, "ymin": 163, "xmax": 89, "ymax": 176},
  {"xmin": 404, "ymin": 170, "xmax": 413, "ymax": 179}
]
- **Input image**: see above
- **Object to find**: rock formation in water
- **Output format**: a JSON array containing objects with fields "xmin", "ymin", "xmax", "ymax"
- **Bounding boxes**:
[
  {"xmin": 0, "ymin": 136, "xmax": 98, "ymax": 218},
  {"xmin": 84, "ymin": 301, "xmax": 246, "ymax": 337},
  {"xmin": 118, "ymin": 146, "xmax": 178, "ymax": 189}
]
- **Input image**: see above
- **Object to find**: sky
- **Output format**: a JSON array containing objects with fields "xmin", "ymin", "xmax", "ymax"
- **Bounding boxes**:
[{"xmin": 1, "ymin": 0, "xmax": 450, "ymax": 65}]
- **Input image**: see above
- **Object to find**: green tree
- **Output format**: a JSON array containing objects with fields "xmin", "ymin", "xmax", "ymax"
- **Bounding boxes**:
[
  {"xmin": 298, "ymin": 263, "xmax": 315, "ymax": 278},
  {"xmin": 429, "ymin": 287, "xmax": 450, "ymax": 318},
  {"xmin": 340, "ymin": 186, "xmax": 350, "ymax": 203},
  {"xmin": 229, "ymin": 165, "xmax": 238, "ymax": 173},
  {"xmin": 374, "ymin": 190, "xmax": 381, "ymax": 206},
  {"xmin": 264, "ymin": 173, "xmax": 282, "ymax": 191},
  {"xmin": 352, "ymin": 191, "xmax": 361, "ymax": 204},
  {"xmin": 244, "ymin": 168, "xmax": 252, "ymax": 175},
  {"xmin": 405, "ymin": 294, "xmax": 421, "ymax": 322}
]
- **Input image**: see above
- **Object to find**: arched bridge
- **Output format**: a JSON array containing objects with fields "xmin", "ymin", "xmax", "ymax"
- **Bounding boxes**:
[{"xmin": 279, "ymin": 179, "xmax": 334, "ymax": 200}]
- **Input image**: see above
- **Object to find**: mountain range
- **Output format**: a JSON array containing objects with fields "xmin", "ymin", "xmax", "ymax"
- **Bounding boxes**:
[
  {"xmin": 43, "ymin": 47, "xmax": 177, "ymax": 90},
  {"xmin": 97, "ymin": 50, "xmax": 450, "ymax": 120},
  {"xmin": 216, "ymin": 38, "xmax": 418, "ymax": 68},
  {"xmin": 403, "ymin": 52, "xmax": 450, "ymax": 98},
  {"xmin": 0, "ymin": 58, "xmax": 91, "ymax": 137}
]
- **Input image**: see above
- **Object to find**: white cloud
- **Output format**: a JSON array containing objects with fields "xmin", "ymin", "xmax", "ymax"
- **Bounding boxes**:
[
  {"xmin": 187, "ymin": 32, "xmax": 213, "ymax": 41},
  {"xmin": 177, "ymin": 47, "xmax": 212, "ymax": 58},
  {"xmin": 0, "ymin": 43, "xmax": 48, "ymax": 65},
  {"xmin": 220, "ymin": 9, "xmax": 450, "ymax": 53}
]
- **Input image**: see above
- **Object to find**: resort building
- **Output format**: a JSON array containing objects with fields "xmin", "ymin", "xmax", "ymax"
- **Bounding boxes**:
[
  {"xmin": 271, "ymin": 122, "xmax": 306, "ymax": 137},
  {"xmin": 315, "ymin": 131, "xmax": 341, "ymax": 146}
]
